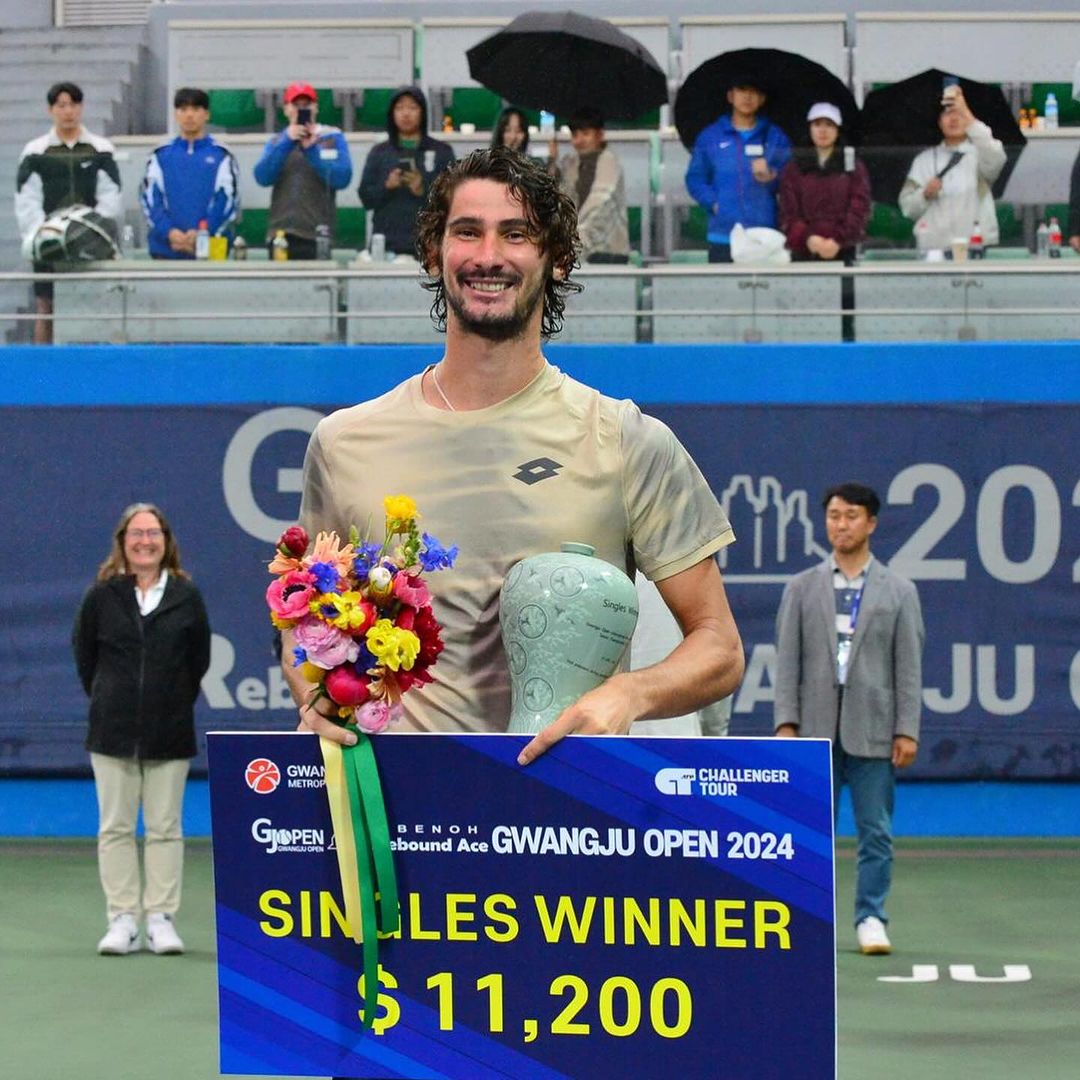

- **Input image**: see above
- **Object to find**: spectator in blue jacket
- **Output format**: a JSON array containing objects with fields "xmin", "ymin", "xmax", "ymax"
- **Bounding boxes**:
[
  {"xmin": 140, "ymin": 88, "xmax": 239, "ymax": 259},
  {"xmin": 685, "ymin": 82, "xmax": 791, "ymax": 263},
  {"xmin": 254, "ymin": 81, "xmax": 352, "ymax": 259}
]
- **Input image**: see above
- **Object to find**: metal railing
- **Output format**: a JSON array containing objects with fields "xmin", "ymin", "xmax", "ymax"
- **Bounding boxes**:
[{"xmin": 3, "ymin": 261, "xmax": 1080, "ymax": 346}]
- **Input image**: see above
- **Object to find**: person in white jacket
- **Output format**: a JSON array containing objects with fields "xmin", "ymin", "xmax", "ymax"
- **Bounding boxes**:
[{"xmin": 899, "ymin": 85, "xmax": 1006, "ymax": 253}]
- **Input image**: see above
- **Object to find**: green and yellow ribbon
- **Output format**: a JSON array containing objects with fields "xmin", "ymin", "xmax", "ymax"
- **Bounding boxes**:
[{"xmin": 320, "ymin": 729, "xmax": 399, "ymax": 1029}]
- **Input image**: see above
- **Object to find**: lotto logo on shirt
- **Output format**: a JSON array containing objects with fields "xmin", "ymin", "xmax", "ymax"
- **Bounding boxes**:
[{"xmin": 245, "ymin": 758, "xmax": 281, "ymax": 794}]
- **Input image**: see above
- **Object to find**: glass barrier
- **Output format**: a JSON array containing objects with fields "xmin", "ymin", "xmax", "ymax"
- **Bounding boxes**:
[{"xmin": 3, "ymin": 259, "xmax": 1080, "ymax": 346}]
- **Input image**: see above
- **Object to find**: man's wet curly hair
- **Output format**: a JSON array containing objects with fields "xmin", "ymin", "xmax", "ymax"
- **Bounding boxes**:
[{"xmin": 415, "ymin": 147, "xmax": 582, "ymax": 338}]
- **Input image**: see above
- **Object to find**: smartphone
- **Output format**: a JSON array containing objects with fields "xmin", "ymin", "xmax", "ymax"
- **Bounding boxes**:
[
  {"xmin": 539, "ymin": 110, "xmax": 555, "ymax": 138},
  {"xmin": 398, "ymin": 156, "xmax": 416, "ymax": 172},
  {"xmin": 297, "ymin": 107, "xmax": 312, "ymax": 126},
  {"xmin": 941, "ymin": 75, "xmax": 959, "ymax": 108}
]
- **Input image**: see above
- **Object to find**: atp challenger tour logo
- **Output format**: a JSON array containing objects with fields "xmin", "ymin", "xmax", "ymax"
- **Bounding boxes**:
[{"xmin": 655, "ymin": 766, "xmax": 791, "ymax": 797}]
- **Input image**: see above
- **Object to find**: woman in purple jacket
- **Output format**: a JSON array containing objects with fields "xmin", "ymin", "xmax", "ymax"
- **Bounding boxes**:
[{"xmin": 778, "ymin": 103, "xmax": 870, "ymax": 263}]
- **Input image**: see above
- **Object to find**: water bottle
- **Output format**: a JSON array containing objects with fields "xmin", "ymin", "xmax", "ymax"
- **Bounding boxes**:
[
  {"xmin": 968, "ymin": 221, "xmax": 984, "ymax": 260},
  {"xmin": 120, "ymin": 223, "xmax": 135, "ymax": 253},
  {"xmin": 370, "ymin": 232, "xmax": 385, "ymax": 261},
  {"xmin": 272, "ymin": 229, "xmax": 289, "ymax": 261},
  {"xmin": 1035, "ymin": 220, "xmax": 1050, "ymax": 257},
  {"xmin": 232, "ymin": 235, "xmax": 247, "ymax": 261},
  {"xmin": 195, "ymin": 219, "xmax": 210, "ymax": 260},
  {"xmin": 1044, "ymin": 92, "xmax": 1058, "ymax": 131},
  {"xmin": 1048, "ymin": 217, "xmax": 1062, "ymax": 258},
  {"xmin": 315, "ymin": 223, "xmax": 331, "ymax": 260}
]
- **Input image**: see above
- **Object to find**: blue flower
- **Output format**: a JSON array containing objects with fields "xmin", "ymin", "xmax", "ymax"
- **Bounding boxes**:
[
  {"xmin": 419, "ymin": 532, "xmax": 458, "ymax": 572},
  {"xmin": 353, "ymin": 642, "xmax": 378, "ymax": 673},
  {"xmin": 309, "ymin": 560, "xmax": 341, "ymax": 593},
  {"xmin": 292, "ymin": 646, "xmax": 308, "ymax": 667},
  {"xmin": 352, "ymin": 542, "xmax": 383, "ymax": 582}
]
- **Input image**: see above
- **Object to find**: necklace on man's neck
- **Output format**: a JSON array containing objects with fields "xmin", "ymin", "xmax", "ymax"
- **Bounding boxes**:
[{"xmin": 430, "ymin": 364, "xmax": 455, "ymax": 412}]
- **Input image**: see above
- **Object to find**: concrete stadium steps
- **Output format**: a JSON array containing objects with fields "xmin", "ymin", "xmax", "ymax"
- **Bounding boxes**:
[{"xmin": 0, "ymin": 26, "xmax": 147, "ymax": 280}]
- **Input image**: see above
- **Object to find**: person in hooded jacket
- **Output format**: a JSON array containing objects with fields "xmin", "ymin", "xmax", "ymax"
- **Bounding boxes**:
[
  {"xmin": 73, "ymin": 502, "xmax": 210, "ymax": 958},
  {"xmin": 358, "ymin": 86, "xmax": 455, "ymax": 258}
]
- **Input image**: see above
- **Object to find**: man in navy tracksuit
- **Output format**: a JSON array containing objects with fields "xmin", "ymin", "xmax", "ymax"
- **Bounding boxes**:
[
  {"xmin": 140, "ymin": 87, "xmax": 240, "ymax": 259},
  {"xmin": 684, "ymin": 82, "xmax": 791, "ymax": 263}
]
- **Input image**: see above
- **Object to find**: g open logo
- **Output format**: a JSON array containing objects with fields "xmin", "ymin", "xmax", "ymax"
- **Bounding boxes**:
[{"xmin": 245, "ymin": 758, "xmax": 281, "ymax": 794}]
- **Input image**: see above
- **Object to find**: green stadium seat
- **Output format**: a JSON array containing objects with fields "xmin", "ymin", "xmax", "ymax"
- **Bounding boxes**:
[
  {"xmin": 680, "ymin": 204, "xmax": 709, "ymax": 247},
  {"xmin": 208, "ymin": 89, "xmax": 264, "ymax": 131},
  {"xmin": 994, "ymin": 202, "xmax": 1023, "ymax": 247},
  {"xmin": 235, "ymin": 208, "xmax": 364, "ymax": 251},
  {"xmin": 628, "ymin": 206, "xmax": 642, "ymax": 250},
  {"xmin": 865, "ymin": 202, "xmax": 914, "ymax": 248},
  {"xmin": 355, "ymin": 89, "xmax": 396, "ymax": 131},
  {"xmin": 1030, "ymin": 84, "xmax": 1080, "ymax": 127},
  {"xmin": 449, "ymin": 87, "xmax": 503, "ymax": 130}
]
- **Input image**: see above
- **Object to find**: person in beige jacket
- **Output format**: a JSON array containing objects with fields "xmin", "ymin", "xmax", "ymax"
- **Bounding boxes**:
[
  {"xmin": 899, "ymin": 85, "xmax": 1006, "ymax": 252},
  {"xmin": 549, "ymin": 107, "xmax": 630, "ymax": 263}
]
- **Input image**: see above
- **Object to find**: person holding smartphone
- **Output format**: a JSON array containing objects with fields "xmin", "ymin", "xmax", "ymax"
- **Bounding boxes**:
[
  {"xmin": 253, "ymin": 81, "xmax": 352, "ymax": 259},
  {"xmin": 358, "ymin": 85, "xmax": 454, "ymax": 259},
  {"xmin": 684, "ymin": 80, "xmax": 791, "ymax": 263},
  {"xmin": 899, "ymin": 81, "xmax": 1006, "ymax": 254}
]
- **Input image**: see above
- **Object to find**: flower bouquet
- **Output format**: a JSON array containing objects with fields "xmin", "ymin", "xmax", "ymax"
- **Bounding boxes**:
[
  {"xmin": 265, "ymin": 495, "xmax": 456, "ymax": 1028},
  {"xmin": 266, "ymin": 495, "xmax": 457, "ymax": 734}
]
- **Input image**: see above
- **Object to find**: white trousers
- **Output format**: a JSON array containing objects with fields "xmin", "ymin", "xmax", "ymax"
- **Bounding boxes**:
[{"xmin": 90, "ymin": 752, "xmax": 189, "ymax": 919}]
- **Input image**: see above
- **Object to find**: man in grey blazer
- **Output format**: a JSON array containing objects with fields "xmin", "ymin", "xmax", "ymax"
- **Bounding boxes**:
[{"xmin": 774, "ymin": 482, "xmax": 924, "ymax": 955}]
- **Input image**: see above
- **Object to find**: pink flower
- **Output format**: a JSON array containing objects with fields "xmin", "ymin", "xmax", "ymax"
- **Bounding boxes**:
[
  {"xmin": 294, "ymin": 617, "xmax": 360, "ymax": 669},
  {"xmin": 392, "ymin": 572, "xmax": 431, "ymax": 609},
  {"xmin": 325, "ymin": 665, "xmax": 371, "ymax": 707},
  {"xmin": 266, "ymin": 570, "xmax": 317, "ymax": 621},
  {"xmin": 354, "ymin": 699, "xmax": 401, "ymax": 735}
]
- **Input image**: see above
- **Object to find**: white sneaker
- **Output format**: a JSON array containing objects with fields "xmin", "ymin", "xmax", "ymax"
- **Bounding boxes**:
[
  {"xmin": 856, "ymin": 916, "xmax": 892, "ymax": 955},
  {"xmin": 98, "ymin": 912, "xmax": 140, "ymax": 955},
  {"xmin": 146, "ymin": 912, "xmax": 185, "ymax": 955}
]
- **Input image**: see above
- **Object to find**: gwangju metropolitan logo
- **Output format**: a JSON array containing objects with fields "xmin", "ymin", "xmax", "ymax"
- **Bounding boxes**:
[
  {"xmin": 245, "ymin": 758, "xmax": 281, "ymax": 794},
  {"xmin": 655, "ymin": 768, "xmax": 697, "ymax": 796}
]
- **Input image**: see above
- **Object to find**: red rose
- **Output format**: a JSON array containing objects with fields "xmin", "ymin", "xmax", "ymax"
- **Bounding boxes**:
[
  {"xmin": 413, "ymin": 606, "xmax": 444, "ymax": 666},
  {"xmin": 278, "ymin": 525, "xmax": 309, "ymax": 558},
  {"xmin": 325, "ymin": 665, "xmax": 371, "ymax": 707},
  {"xmin": 397, "ymin": 666, "xmax": 434, "ymax": 692}
]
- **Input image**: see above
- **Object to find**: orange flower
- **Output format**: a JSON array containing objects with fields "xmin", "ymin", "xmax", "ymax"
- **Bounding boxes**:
[{"xmin": 309, "ymin": 530, "xmax": 357, "ymax": 578}]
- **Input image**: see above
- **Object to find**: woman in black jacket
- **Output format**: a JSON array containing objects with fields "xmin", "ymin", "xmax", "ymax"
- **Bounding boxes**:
[{"xmin": 73, "ymin": 502, "xmax": 210, "ymax": 957}]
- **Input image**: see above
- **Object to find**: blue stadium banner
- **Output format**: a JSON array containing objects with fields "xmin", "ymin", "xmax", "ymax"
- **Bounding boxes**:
[
  {"xmin": 4, "ymin": 396, "xmax": 1080, "ymax": 779},
  {"xmin": 207, "ymin": 732, "xmax": 836, "ymax": 1079}
]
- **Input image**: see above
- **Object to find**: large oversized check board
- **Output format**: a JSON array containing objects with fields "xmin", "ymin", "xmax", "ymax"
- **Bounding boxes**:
[{"xmin": 208, "ymin": 733, "xmax": 835, "ymax": 1078}]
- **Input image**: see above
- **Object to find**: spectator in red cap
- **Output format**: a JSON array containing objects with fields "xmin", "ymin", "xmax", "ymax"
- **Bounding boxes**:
[{"xmin": 254, "ymin": 81, "xmax": 352, "ymax": 258}]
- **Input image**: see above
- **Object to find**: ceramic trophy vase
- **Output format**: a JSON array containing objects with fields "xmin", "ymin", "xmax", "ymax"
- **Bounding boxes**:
[{"xmin": 499, "ymin": 542, "xmax": 640, "ymax": 734}]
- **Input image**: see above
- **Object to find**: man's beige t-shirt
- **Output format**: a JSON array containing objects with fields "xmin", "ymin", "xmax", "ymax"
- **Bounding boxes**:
[{"xmin": 299, "ymin": 363, "xmax": 734, "ymax": 733}]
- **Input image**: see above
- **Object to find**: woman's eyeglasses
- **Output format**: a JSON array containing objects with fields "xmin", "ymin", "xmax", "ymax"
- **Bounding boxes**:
[{"xmin": 127, "ymin": 528, "xmax": 164, "ymax": 540}]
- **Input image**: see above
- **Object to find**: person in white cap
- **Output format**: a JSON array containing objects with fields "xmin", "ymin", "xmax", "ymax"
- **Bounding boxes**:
[
  {"xmin": 899, "ymin": 85, "xmax": 1005, "ymax": 253},
  {"xmin": 778, "ymin": 102, "xmax": 870, "ymax": 263}
]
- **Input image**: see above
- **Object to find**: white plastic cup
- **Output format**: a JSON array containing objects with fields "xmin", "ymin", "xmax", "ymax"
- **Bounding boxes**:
[
  {"xmin": 459, "ymin": 122, "xmax": 476, "ymax": 135},
  {"xmin": 370, "ymin": 233, "xmax": 386, "ymax": 261},
  {"xmin": 951, "ymin": 238, "xmax": 969, "ymax": 262}
]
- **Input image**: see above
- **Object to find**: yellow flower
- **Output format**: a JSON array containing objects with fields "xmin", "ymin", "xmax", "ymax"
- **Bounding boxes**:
[
  {"xmin": 365, "ymin": 618, "xmax": 420, "ymax": 672},
  {"xmin": 384, "ymin": 495, "xmax": 418, "ymax": 524},
  {"xmin": 317, "ymin": 591, "xmax": 375, "ymax": 633},
  {"xmin": 270, "ymin": 611, "xmax": 295, "ymax": 630},
  {"xmin": 299, "ymin": 662, "xmax": 325, "ymax": 684}
]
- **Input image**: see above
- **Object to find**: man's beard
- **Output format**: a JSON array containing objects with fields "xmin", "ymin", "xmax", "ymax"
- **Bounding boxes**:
[{"xmin": 445, "ymin": 273, "xmax": 546, "ymax": 342}]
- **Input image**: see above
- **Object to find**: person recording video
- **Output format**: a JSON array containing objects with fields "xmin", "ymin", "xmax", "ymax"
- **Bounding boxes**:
[
  {"xmin": 899, "ymin": 81, "xmax": 1006, "ymax": 253},
  {"xmin": 358, "ymin": 86, "xmax": 454, "ymax": 259},
  {"xmin": 253, "ymin": 81, "xmax": 352, "ymax": 259}
]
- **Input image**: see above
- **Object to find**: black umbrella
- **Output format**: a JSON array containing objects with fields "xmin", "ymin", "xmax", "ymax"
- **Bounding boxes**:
[
  {"xmin": 466, "ymin": 10, "xmax": 668, "ymax": 121},
  {"xmin": 860, "ymin": 69, "xmax": 1026, "ymax": 204},
  {"xmin": 674, "ymin": 48, "xmax": 859, "ymax": 151}
]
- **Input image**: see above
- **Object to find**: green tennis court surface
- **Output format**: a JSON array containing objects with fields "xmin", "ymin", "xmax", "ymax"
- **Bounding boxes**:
[{"xmin": 3, "ymin": 838, "xmax": 1077, "ymax": 1079}]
